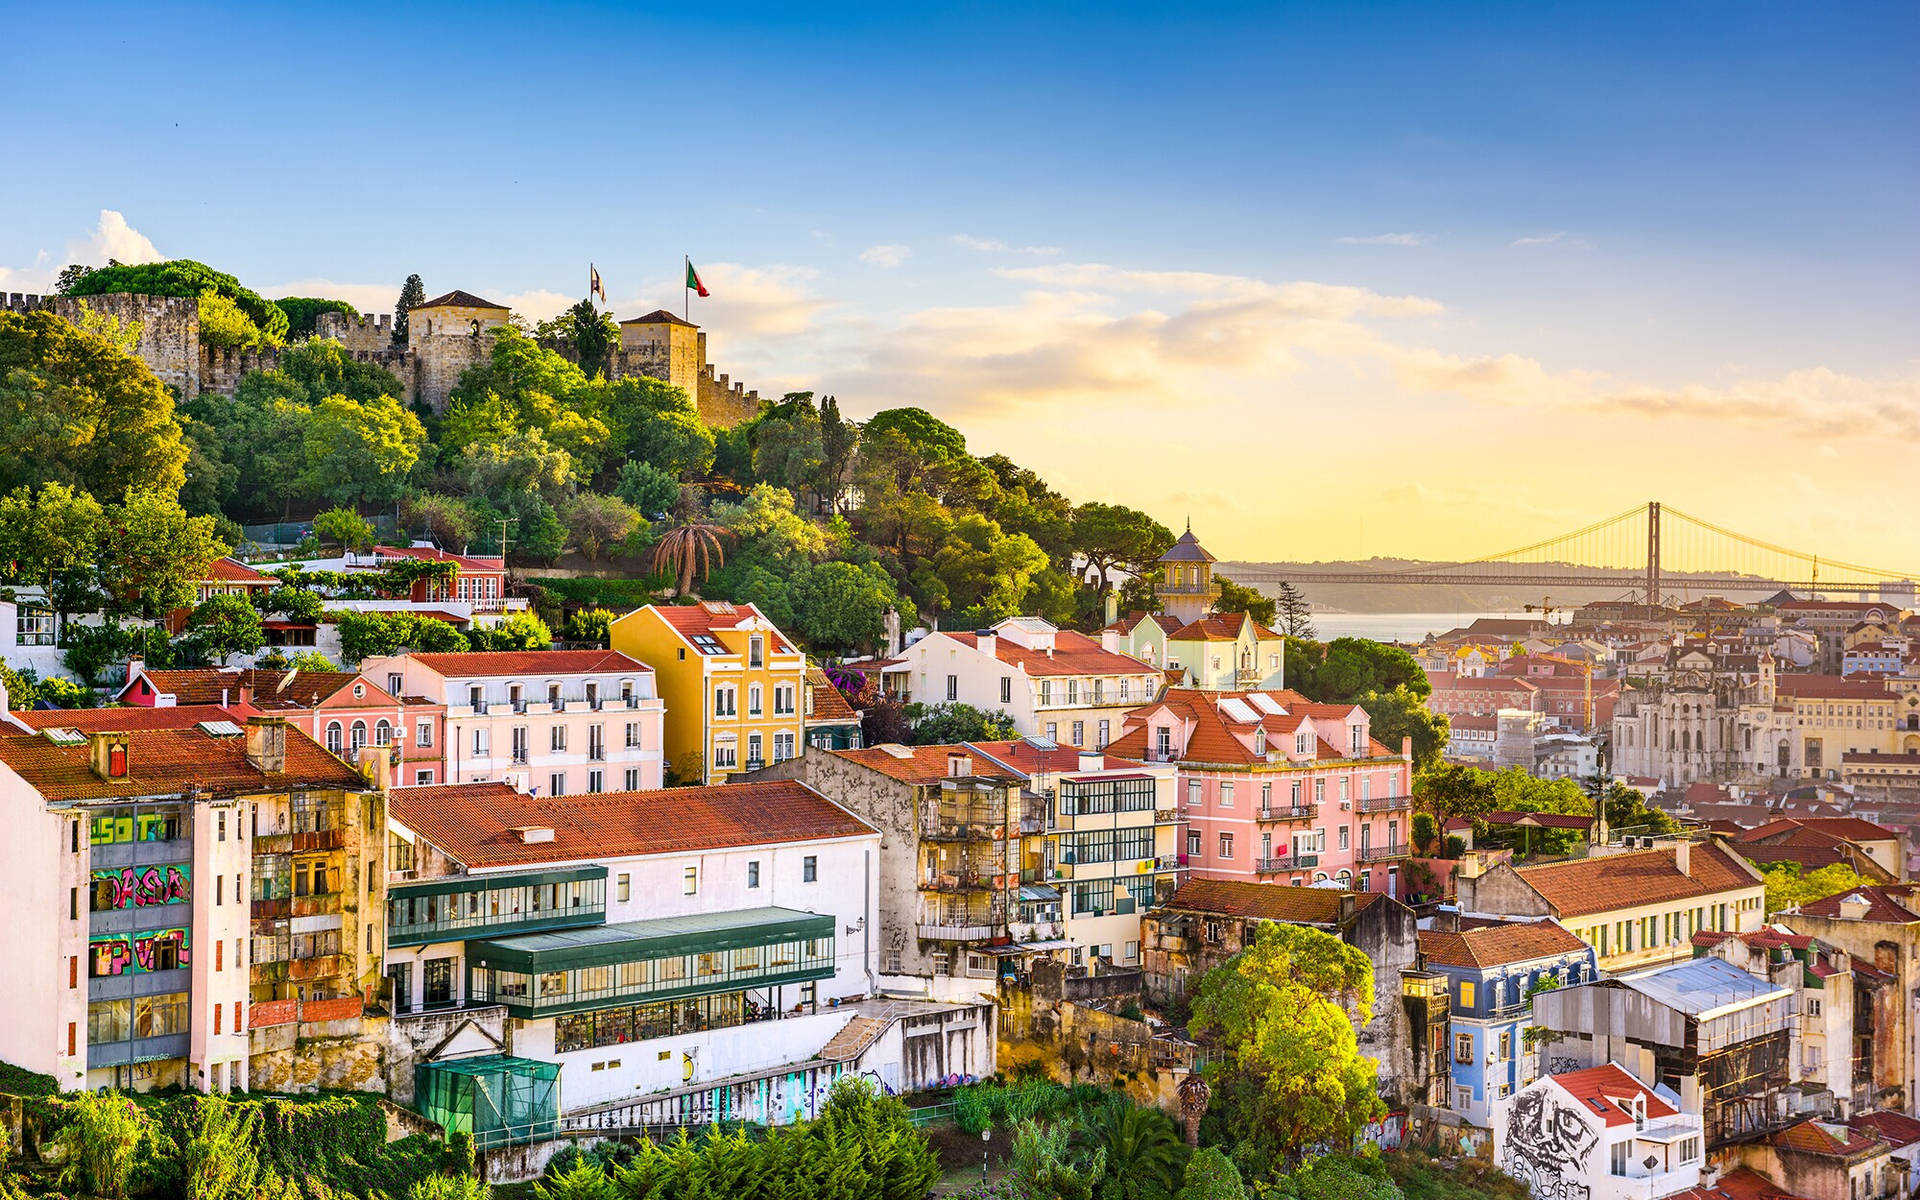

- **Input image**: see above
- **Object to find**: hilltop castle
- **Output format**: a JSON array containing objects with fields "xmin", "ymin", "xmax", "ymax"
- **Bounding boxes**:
[{"xmin": 0, "ymin": 288, "xmax": 764, "ymax": 426}]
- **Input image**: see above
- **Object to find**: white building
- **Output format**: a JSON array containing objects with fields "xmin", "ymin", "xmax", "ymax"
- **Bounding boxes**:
[
  {"xmin": 364, "ymin": 650, "xmax": 666, "ymax": 797},
  {"xmin": 385, "ymin": 778, "xmax": 993, "ymax": 1123},
  {"xmin": 1493, "ymin": 1064, "xmax": 1703, "ymax": 1200},
  {"xmin": 898, "ymin": 618, "xmax": 1162, "ymax": 750}
]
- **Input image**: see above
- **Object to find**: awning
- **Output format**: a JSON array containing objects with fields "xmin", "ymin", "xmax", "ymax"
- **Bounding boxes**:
[
  {"xmin": 1014, "ymin": 939, "xmax": 1077, "ymax": 951},
  {"xmin": 1019, "ymin": 884, "xmax": 1060, "ymax": 901}
]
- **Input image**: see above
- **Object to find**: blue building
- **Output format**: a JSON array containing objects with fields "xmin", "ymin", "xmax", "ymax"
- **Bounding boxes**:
[{"xmin": 1416, "ymin": 918, "xmax": 1597, "ymax": 1127}]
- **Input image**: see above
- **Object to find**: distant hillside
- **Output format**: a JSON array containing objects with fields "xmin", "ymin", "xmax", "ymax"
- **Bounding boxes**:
[{"xmin": 1216, "ymin": 559, "xmax": 1787, "ymax": 614}]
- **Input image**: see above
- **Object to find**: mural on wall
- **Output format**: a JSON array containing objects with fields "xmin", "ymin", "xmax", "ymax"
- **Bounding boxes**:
[
  {"xmin": 1360, "ymin": 1111, "xmax": 1409, "ymax": 1151},
  {"xmin": 89, "ymin": 928, "xmax": 190, "ymax": 976},
  {"xmin": 90, "ymin": 812, "xmax": 179, "ymax": 845},
  {"xmin": 1500, "ymin": 1088, "xmax": 1600, "ymax": 1200},
  {"xmin": 93, "ymin": 865, "xmax": 191, "ymax": 909}
]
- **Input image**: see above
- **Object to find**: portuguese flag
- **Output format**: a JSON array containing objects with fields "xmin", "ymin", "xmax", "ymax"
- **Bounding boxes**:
[{"xmin": 685, "ymin": 259, "xmax": 709, "ymax": 297}]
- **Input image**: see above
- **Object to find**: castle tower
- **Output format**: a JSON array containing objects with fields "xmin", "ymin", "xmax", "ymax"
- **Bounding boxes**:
[
  {"xmin": 407, "ymin": 290, "xmax": 512, "ymax": 410},
  {"xmin": 1156, "ymin": 522, "xmax": 1220, "ymax": 625},
  {"xmin": 618, "ymin": 309, "xmax": 702, "ymax": 402}
]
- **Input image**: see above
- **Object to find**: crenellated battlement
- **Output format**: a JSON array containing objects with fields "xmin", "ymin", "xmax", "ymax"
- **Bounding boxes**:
[{"xmin": 315, "ymin": 310, "xmax": 395, "ymax": 352}]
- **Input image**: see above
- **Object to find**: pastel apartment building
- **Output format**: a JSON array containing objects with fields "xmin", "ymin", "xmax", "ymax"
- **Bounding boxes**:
[
  {"xmin": 1101, "ymin": 525, "xmax": 1286, "ymax": 691},
  {"xmin": 1104, "ymin": 688, "xmax": 1416, "ymax": 897},
  {"xmin": 363, "ymin": 651, "xmax": 665, "ymax": 797},
  {"xmin": 0, "ymin": 706, "xmax": 383, "ymax": 1095},
  {"xmin": 897, "ymin": 618, "xmax": 1163, "ymax": 750},
  {"xmin": 610, "ymin": 602, "xmax": 807, "ymax": 783},
  {"xmin": 119, "ymin": 664, "xmax": 448, "ymax": 786},
  {"xmin": 383, "ymin": 777, "xmax": 993, "ymax": 1139}
]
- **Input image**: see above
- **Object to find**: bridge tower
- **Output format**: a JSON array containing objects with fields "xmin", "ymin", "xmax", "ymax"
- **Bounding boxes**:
[{"xmin": 1645, "ymin": 501, "xmax": 1661, "ymax": 611}]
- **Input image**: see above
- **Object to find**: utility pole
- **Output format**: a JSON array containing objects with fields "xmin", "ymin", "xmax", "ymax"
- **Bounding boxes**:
[{"xmin": 1645, "ymin": 501, "xmax": 1662, "ymax": 613}]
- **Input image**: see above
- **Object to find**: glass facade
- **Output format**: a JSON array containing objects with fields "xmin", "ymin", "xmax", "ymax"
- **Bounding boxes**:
[
  {"xmin": 388, "ymin": 867, "xmax": 609, "ymax": 947},
  {"xmin": 554, "ymin": 991, "xmax": 772, "ymax": 1052},
  {"xmin": 1059, "ymin": 776, "xmax": 1156, "ymax": 816}
]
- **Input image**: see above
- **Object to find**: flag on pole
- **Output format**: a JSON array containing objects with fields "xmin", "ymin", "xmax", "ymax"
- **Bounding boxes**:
[
  {"xmin": 589, "ymin": 264, "xmax": 605, "ymax": 304},
  {"xmin": 685, "ymin": 259, "xmax": 709, "ymax": 298}
]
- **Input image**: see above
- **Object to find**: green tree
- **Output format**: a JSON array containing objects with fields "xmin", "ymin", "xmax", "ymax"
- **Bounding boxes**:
[
  {"xmin": 0, "ymin": 309, "xmax": 189, "ymax": 497},
  {"xmin": 614, "ymin": 459, "xmax": 682, "ymax": 517},
  {"xmin": 407, "ymin": 1174, "xmax": 489, "ymax": 1200},
  {"xmin": 182, "ymin": 1095, "xmax": 261, "ymax": 1200},
  {"xmin": 865, "ymin": 406, "xmax": 968, "ymax": 462},
  {"xmin": 1079, "ymin": 1099, "xmax": 1185, "ymax": 1200},
  {"xmin": 314, "ymin": 506, "xmax": 376, "ymax": 551},
  {"xmin": 184, "ymin": 593, "xmax": 265, "ymax": 665},
  {"xmin": 1189, "ymin": 921, "xmax": 1384, "ymax": 1173},
  {"xmin": 1416, "ymin": 762, "xmax": 1498, "ymax": 825},
  {"xmin": 404, "ymin": 492, "xmax": 482, "ymax": 550},
  {"xmin": 68, "ymin": 259, "xmax": 290, "ymax": 344},
  {"xmin": 1760, "ymin": 861, "xmax": 1876, "ymax": 915},
  {"xmin": 562, "ymin": 608, "xmax": 616, "ymax": 646},
  {"xmin": 55, "ymin": 1091, "xmax": 147, "ymax": 1200},
  {"xmin": 0, "ymin": 482, "xmax": 106, "ymax": 636},
  {"xmin": 1213, "ymin": 575, "xmax": 1277, "ymax": 626},
  {"xmin": 562, "ymin": 492, "xmax": 641, "ymax": 561},
  {"xmin": 275, "ymin": 297, "xmax": 358, "ymax": 339},
  {"xmin": 60, "ymin": 620, "xmax": 173, "ymax": 687},
  {"xmin": 1359, "ymin": 686, "xmax": 1449, "ymax": 772},
  {"xmin": 791, "ymin": 560, "xmax": 909, "ymax": 656},
  {"xmin": 302, "ymin": 393, "xmax": 427, "ymax": 508},
  {"xmin": 1288, "ymin": 637, "xmax": 1430, "ymax": 703},
  {"xmin": 463, "ymin": 427, "xmax": 574, "ymax": 508},
  {"xmin": 816, "ymin": 393, "xmax": 857, "ymax": 509},
  {"xmin": 1176, "ymin": 1147, "xmax": 1247, "ymax": 1200},
  {"xmin": 532, "ymin": 1158, "xmax": 613, "ymax": 1200},
  {"xmin": 196, "ymin": 291, "xmax": 277, "ymax": 350},
  {"xmin": 651, "ymin": 499, "xmax": 728, "ymax": 597},
  {"xmin": 536, "ymin": 299, "xmax": 621, "ymax": 379},
  {"xmin": 907, "ymin": 701, "xmax": 1018, "ymax": 744},
  {"xmin": 468, "ymin": 610, "xmax": 553, "ymax": 652},
  {"xmin": 1012, "ymin": 1118, "xmax": 1104, "ymax": 1200},
  {"xmin": 289, "ymin": 649, "xmax": 338, "ymax": 672},
  {"xmin": 274, "ymin": 336, "xmax": 407, "ymax": 403},
  {"xmin": 394, "ymin": 274, "xmax": 426, "ymax": 343},
  {"xmin": 1274, "ymin": 1154, "xmax": 1402, "ymax": 1200},
  {"xmin": 102, "ymin": 490, "xmax": 232, "ymax": 619},
  {"xmin": 1073, "ymin": 503, "xmax": 1175, "ymax": 592}
]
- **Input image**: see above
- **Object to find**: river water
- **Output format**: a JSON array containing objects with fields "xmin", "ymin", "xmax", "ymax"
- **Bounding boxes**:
[{"xmin": 1306, "ymin": 611, "xmax": 1565, "ymax": 643}]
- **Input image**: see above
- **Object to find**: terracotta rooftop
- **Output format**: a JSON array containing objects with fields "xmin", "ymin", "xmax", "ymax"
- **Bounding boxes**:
[
  {"xmin": 1417, "ymin": 919, "xmax": 1589, "ymax": 970},
  {"xmin": 1105, "ymin": 688, "xmax": 1393, "ymax": 766},
  {"xmin": 804, "ymin": 668, "xmax": 859, "ymax": 725},
  {"xmin": 945, "ymin": 629, "xmax": 1154, "ymax": 679},
  {"xmin": 1739, "ymin": 816, "xmax": 1899, "ymax": 844},
  {"xmin": 1102, "ymin": 611, "xmax": 1182, "ymax": 637},
  {"xmin": 829, "ymin": 744, "xmax": 1013, "ymax": 785},
  {"xmin": 0, "ymin": 719, "xmax": 364, "ymax": 800},
  {"xmin": 416, "ymin": 289, "xmax": 506, "ymax": 311},
  {"xmin": 1665, "ymin": 1166, "xmax": 1812, "ymax": 1200},
  {"xmin": 638, "ymin": 602, "xmax": 797, "ymax": 656},
  {"xmin": 1158, "ymin": 877, "xmax": 1382, "ymax": 925},
  {"xmin": 14, "ymin": 705, "xmax": 259, "ymax": 731},
  {"xmin": 1797, "ymin": 884, "xmax": 1920, "ymax": 924},
  {"xmin": 620, "ymin": 308, "xmax": 696, "ymax": 327},
  {"xmin": 1850, "ymin": 1110, "xmax": 1920, "ymax": 1149},
  {"xmin": 1548, "ymin": 1063, "xmax": 1678, "ymax": 1128},
  {"xmin": 204, "ymin": 556, "xmax": 274, "ymax": 583},
  {"xmin": 1513, "ymin": 843, "xmax": 1759, "ymax": 919},
  {"xmin": 966, "ymin": 739, "xmax": 1149, "ymax": 776},
  {"xmin": 388, "ymin": 779, "xmax": 875, "ymax": 868},
  {"xmin": 120, "ymin": 667, "xmax": 375, "ymax": 709},
  {"xmin": 370, "ymin": 545, "xmax": 505, "ymax": 571},
  {"xmin": 402, "ymin": 650, "xmax": 650, "ymax": 679},
  {"xmin": 1167, "ymin": 612, "xmax": 1281, "ymax": 643},
  {"xmin": 1769, "ymin": 1118, "xmax": 1883, "ymax": 1157},
  {"xmin": 1772, "ymin": 675, "xmax": 1897, "ymax": 702}
]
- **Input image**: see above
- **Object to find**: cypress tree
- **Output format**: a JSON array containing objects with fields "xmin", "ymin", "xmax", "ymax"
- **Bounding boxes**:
[{"xmin": 394, "ymin": 274, "xmax": 426, "ymax": 343}]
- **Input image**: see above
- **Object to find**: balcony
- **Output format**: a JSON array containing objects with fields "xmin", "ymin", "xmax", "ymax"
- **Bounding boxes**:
[
  {"xmin": 743, "ymin": 757, "xmax": 765, "ymax": 772},
  {"xmin": 1357, "ymin": 841, "xmax": 1410, "ymax": 863},
  {"xmin": 1256, "ymin": 853, "xmax": 1318, "ymax": 873},
  {"xmin": 923, "ymin": 816, "xmax": 1009, "ymax": 842},
  {"xmin": 1357, "ymin": 794, "xmax": 1413, "ymax": 814},
  {"xmin": 1160, "ymin": 581, "xmax": 1222, "ymax": 598},
  {"xmin": 389, "ymin": 866, "xmax": 609, "ymax": 947},
  {"xmin": 915, "ymin": 923, "xmax": 1001, "ymax": 942},
  {"xmin": 1258, "ymin": 805, "xmax": 1318, "ymax": 822},
  {"xmin": 1154, "ymin": 808, "xmax": 1178, "ymax": 824},
  {"xmin": 921, "ymin": 870, "xmax": 1012, "ymax": 893}
]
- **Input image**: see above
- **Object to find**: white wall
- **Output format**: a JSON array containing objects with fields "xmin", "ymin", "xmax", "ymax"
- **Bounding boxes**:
[{"xmin": 0, "ymin": 766, "xmax": 73, "ymax": 1085}]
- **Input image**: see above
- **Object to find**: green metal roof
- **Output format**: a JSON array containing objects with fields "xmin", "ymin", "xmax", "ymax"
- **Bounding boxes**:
[
  {"xmin": 417, "ymin": 1054, "xmax": 560, "ymax": 1079},
  {"xmin": 467, "ymin": 905, "xmax": 835, "ymax": 973},
  {"xmin": 391, "ymin": 864, "xmax": 607, "ymax": 900}
]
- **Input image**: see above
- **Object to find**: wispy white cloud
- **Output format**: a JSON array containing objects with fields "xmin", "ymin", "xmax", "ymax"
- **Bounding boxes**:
[
  {"xmin": 625, "ymin": 262, "xmax": 834, "ymax": 339},
  {"xmin": 951, "ymin": 234, "xmax": 1062, "ymax": 255},
  {"xmin": 1511, "ymin": 231, "xmax": 1591, "ymax": 248},
  {"xmin": 858, "ymin": 243, "xmax": 912, "ymax": 268},
  {"xmin": 496, "ymin": 289, "xmax": 575, "ymax": 323},
  {"xmin": 265, "ymin": 278, "xmax": 401, "ymax": 315},
  {"xmin": 1336, "ymin": 232, "xmax": 1427, "ymax": 246},
  {"xmin": 0, "ymin": 210, "xmax": 163, "ymax": 293}
]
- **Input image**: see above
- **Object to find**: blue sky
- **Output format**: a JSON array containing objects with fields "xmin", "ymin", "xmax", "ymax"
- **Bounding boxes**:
[{"xmin": 3, "ymin": 3, "xmax": 1916, "ymax": 564}]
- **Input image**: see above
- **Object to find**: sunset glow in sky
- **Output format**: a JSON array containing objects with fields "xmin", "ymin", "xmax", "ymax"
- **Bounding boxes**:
[{"xmin": 3, "ymin": 3, "xmax": 1914, "ymax": 567}]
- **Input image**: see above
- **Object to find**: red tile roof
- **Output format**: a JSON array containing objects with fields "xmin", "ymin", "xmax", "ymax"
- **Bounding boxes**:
[
  {"xmin": 829, "ymin": 744, "xmax": 1013, "ymax": 785},
  {"xmin": 1514, "ymin": 843, "xmax": 1759, "ymax": 919},
  {"xmin": 1548, "ymin": 1064, "xmax": 1678, "ymax": 1128},
  {"xmin": 1105, "ymin": 688, "xmax": 1393, "ymax": 767},
  {"xmin": 1769, "ymin": 1119, "xmax": 1882, "ymax": 1157},
  {"xmin": 417, "ymin": 289, "xmax": 506, "ymax": 310},
  {"xmin": 1417, "ymin": 920, "xmax": 1589, "ymax": 969},
  {"xmin": 0, "ymin": 720, "xmax": 364, "ymax": 800},
  {"xmin": 15, "ymin": 704, "xmax": 255, "ymax": 731},
  {"xmin": 620, "ymin": 308, "xmax": 696, "ymax": 327},
  {"xmin": 1666, "ymin": 1166, "xmax": 1812, "ymax": 1200},
  {"xmin": 1740, "ymin": 817, "xmax": 1899, "ymax": 844},
  {"xmin": 388, "ymin": 779, "xmax": 875, "ymax": 868},
  {"xmin": 1797, "ymin": 884, "xmax": 1920, "ymax": 923},
  {"xmin": 403, "ymin": 650, "xmax": 650, "ymax": 678},
  {"xmin": 1850, "ymin": 1110, "xmax": 1920, "ymax": 1149},
  {"xmin": 804, "ymin": 668, "xmax": 859, "ymax": 725},
  {"xmin": 645, "ymin": 602, "xmax": 797, "ymax": 655},
  {"xmin": 945, "ymin": 629, "xmax": 1153, "ymax": 678},
  {"xmin": 1159, "ymin": 877, "xmax": 1383, "ymax": 925},
  {"xmin": 1166, "ymin": 612, "xmax": 1280, "ymax": 642},
  {"xmin": 205, "ymin": 557, "xmax": 275, "ymax": 583},
  {"xmin": 966, "ymin": 739, "xmax": 1144, "ymax": 776},
  {"xmin": 1102, "ymin": 610, "xmax": 1182, "ymax": 637},
  {"xmin": 1772, "ymin": 675, "xmax": 1897, "ymax": 702},
  {"xmin": 371, "ymin": 545, "xmax": 505, "ymax": 572},
  {"xmin": 121, "ymin": 668, "xmax": 374, "ymax": 709}
]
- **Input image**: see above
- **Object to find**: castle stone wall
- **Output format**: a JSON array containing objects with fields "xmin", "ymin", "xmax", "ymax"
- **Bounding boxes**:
[
  {"xmin": 315, "ymin": 310, "xmax": 396, "ymax": 352},
  {"xmin": 4, "ymin": 292, "xmax": 202, "ymax": 394}
]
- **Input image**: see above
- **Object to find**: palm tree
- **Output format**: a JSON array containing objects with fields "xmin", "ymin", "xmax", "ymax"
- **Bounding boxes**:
[
  {"xmin": 1077, "ymin": 1098, "xmax": 1185, "ymax": 1200},
  {"xmin": 651, "ymin": 522, "xmax": 726, "ymax": 597}
]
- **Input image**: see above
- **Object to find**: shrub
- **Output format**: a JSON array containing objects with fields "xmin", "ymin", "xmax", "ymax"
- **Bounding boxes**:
[{"xmin": 54, "ymin": 1091, "xmax": 147, "ymax": 1200}]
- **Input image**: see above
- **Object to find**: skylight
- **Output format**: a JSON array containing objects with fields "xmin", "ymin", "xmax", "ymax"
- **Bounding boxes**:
[
  {"xmin": 1218, "ymin": 698, "xmax": 1258, "ymax": 724},
  {"xmin": 40, "ymin": 727, "xmax": 84, "ymax": 746},
  {"xmin": 1248, "ymin": 693, "xmax": 1283, "ymax": 715},
  {"xmin": 197, "ymin": 720, "xmax": 245, "ymax": 737}
]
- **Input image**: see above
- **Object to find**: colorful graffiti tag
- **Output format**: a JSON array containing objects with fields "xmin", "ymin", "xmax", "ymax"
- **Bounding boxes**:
[
  {"xmin": 89, "ymin": 928, "xmax": 190, "ymax": 976},
  {"xmin": 92, "ymin": 865, "xmax": 191, "ymax": 909},
  {"xmin": 90, "ymin": 812, "xmax": 179, "ymax": 845}
]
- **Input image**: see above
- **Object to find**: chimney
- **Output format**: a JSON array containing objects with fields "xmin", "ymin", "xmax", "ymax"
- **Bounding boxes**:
[
  {"xmin": 1103, "ymin": 590, "xmax": 1119, "ymax": 627},
  {"xmin": 88, "ymin": 732, "xmax": 130, "ymax": 781},
  {"xmin": 126, "ymin": 655, "xmax": 145, "ymax": 686},
  {"xmin": 1339, "ymin": 892, "xmax": 1357, "ymax": 924},
  {"xmin": 947, "ymin": 752, "xmax": 972, "ymax": 777},
  {"xmin": 357, "ymin": 742, "xmax": 397, "ymax": 792},
  {"xmin": 1101, "ymin": 627, "xmax": 1121, "ymax": 654},
  {"xmin": 1078, "ymin": 750, "xmax": 1102, "ymax": 772},
  {"xmin": 976, "ymin": 629, "xmax": 997, "ymax": 658},
  {"xmin": 244, "ymin": 716, "xmax": 287, "ymax": 773},
  {"xmin": 1673, "ymin": 837, "xmax": 1691, "ymax": 877},
  {"xmin": 1401, "ymin": 735, "xmax": 1412, "ymax": 762}
]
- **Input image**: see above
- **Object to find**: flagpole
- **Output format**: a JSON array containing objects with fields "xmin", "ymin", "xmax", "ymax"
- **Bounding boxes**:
[{"xmin": 684, "ymin": 255, "xmax": 689, "ymax": 322}]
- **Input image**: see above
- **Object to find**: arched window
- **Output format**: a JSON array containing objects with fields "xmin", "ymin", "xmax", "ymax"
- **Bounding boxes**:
[
  {"xmin": 350, "ymin": 721, "xmax": 368, "ymax": 751},
  {"xmin": 375, "ymin": 720, "xmax": 393, "ymax": 746},
  {"xmin": 325, "ymin": 722, "xmax": 343, "ymax": 753}
]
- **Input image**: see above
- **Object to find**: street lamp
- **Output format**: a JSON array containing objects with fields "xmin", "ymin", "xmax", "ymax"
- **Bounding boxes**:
[{"xmin": 981, "ymin": 1127, "xmax": 991, "ymax": 1184}]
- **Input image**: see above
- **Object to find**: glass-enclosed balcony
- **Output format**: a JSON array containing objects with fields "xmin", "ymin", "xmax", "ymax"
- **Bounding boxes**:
[
  {"xmin": 465, "ymin": 906, "xmax": 835, "ymax": 1018},
  {"xmin": 388, "ymin": 867, "xmax": 608, "ymax": 947}
]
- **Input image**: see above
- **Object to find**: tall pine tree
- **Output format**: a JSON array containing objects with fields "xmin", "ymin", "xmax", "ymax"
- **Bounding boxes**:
[{"xmin": 394, "ymin": 274, "xmax": 426, "ymax": 343}]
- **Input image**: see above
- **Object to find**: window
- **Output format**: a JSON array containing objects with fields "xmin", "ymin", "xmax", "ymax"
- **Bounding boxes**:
[
  {"xmin": 946, "ymin": 674, "xmax": 959, "ymax": 702},
  {"xmin": 624, "ymin": 768, "xmax": 640, "ymax": 790},
  {"xmin": 1609, "ymin": 1143, "xmax": 1628, "ymax": 1177},
  {"xmin": 588, "ymin": 724, "xmax": 605, "ymax": 760},
  {"xmin": 1097, "ymin": 720, "xmax": 1110, "ymax": 748},
  {"xmin": 713, "ymin": 739, "xmax": 737, "ymax": 769},
  {"xmin": 415, "ymin": 719, "xmax": 433, "ymax": 748},
  {"xmin": 774, "ymin": 732, "xmax": 795, "ymax": 762},
  {"xmin": 625, "ymin": 721, "xmax": 641, "ymax": 748},
  {"xmin": 616, "ymin": 874, "xmax": 630, "ymax": 902},
  {"xmin": 1187, "ymin": 831, "xmax": 1201, "ymax": 855},
  {"xmin": 803, "ymin": 855, "xmax": 818, "ymax": 882},
  {"xmin": 747, "ymin": 861, "xmax": 760, "ymax": 889},
  {"xmin": 1339, "ymin": 825, "xmax": 1350, "ymax": 850},
  {"xmin": 749, "ymin": 635, "xmax": 764, "ymax": 668},
  {"xmin": 549, "ymin": 772, "xmax": 565, "ymax": 797},
  {"xmin": 472, "ymin": 727, "xmax": 489, "ymax": 756},
  {"xmin": 714, "ymin": 686, "xmax": 736, "ymax": 717},
  {"xmin": 1296, "ymin": 731, "xmax": 1310, "ymax": 754},
  {"xmin": 415, "ymin": 769, "xmax": 434, "ymax": 784},
  {"xmin": 1071, "ymin": 721, "xmax": 1084, "ymax": 746},
  {"xmin": 749, "ymin": 684, "xmax": 764, "ymax": 716},
  {"xmin": 1497, "ymin": 1031, "xmax": 1511, "ymax": 1061},
  {"xmin": 774, "ymin": 684, "xmax": 796, "ymax": 715},
  {"xmin": 375, "ymin": 719, "xmax": 393, "ymax": 746},
  {"xmin": 1217, "ymin": 833, "xmax": 1234, "ymax": 858},
  {"xmin": 588, "ymin": 769, "xmax": 604, "ymax": 793},
  {"xmin": 15, "ymin": 605, "xmax": 54, "ymax": 646},
  {"xmin": 683, "ymin": 866, "xmax": 698, "ymax": 895},
  {"xmin": 511, "ymin": 726, "xmax": 529, "ymax": 763},
  {"xmin": 325, "ymin": 722, "xmax": 343, "ymax": 753},
  {"xmin": 1459, "ymin": 980, "xmax": 1475, "ymax": 1007},
  {"xmin": 1155, "ymin": 726, "xmax": 1172, "ymax": 759},
  {"xmin": 1045, "ymin": 723, "xmax": 1058, "ymax": 741},
  {"xmin": 1000, "ymin": 677, "xmax": 1012, "ymax": 704},
  {"xmin": 748, "ymin": 733, "xmax": 763, "ymax": 765},
  {"xmin": 1040, "ymin": 680, "xmax": 1052, "ymax": 705},
  {"xmin": 218, "ymin": 812, "xmax": 227, "ymax": 842},
  {"xmin": 388, "ymin": 672, "xmax": 403, "ymax": 696},
  {"xmin": 550, "ymin": 725, "xmax": 567, "ymax": 752},
  {"xmin": 1454, "ymin": 1033, "xmax": 1473, "ymax": 1064},
  {"xmin": 1220, "ymin": 782, "xmax": 1234, "ymax": 807}
]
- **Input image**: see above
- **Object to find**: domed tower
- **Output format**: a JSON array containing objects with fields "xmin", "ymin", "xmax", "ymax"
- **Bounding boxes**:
[{"xmin": 1156, "ymin": 522, "xmax": 1220, "ymax": 625}]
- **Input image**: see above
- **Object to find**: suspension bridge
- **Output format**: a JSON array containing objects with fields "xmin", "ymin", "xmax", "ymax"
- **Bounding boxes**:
[{"xmin": 1227, "ymin": 502, "xmax": 1920, "ymax": 606}]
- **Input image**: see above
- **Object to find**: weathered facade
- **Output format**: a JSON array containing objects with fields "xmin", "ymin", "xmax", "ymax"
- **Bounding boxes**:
[{"xmin": 1779, "ymin": 884, "xmax": 1920, "ymax": 1113}]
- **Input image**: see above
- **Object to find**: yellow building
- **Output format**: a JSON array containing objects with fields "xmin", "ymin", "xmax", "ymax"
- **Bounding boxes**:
[{"xmin": 610, "ymin": 602, "xmax": 808, "ymax": 783}]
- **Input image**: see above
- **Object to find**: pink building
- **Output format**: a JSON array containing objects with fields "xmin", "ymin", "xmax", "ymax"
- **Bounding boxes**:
[{"xmin": 1105, "ymin": 688, "xmax": 1415, "ymax": 898}]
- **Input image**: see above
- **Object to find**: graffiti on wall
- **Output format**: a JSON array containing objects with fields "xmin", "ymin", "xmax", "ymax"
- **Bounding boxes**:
[
  {"xmin": 89, "ymin": 928, "xmax": 190, "ymax": 976},
  {"xmin": 90, "ymin": 812, "xmax": 178, "ymax": 845},
  {"xmin": 1359, "ymin": 1111, "xmax": 1408, "ymax": 1151},
  {"xmin": 92, "ymin": 865, "xmax": 191, "ymax": 909},
  {"xmin": 1499, "ymin": 1088, "xmax": 1599, "ymax": 1200}
]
